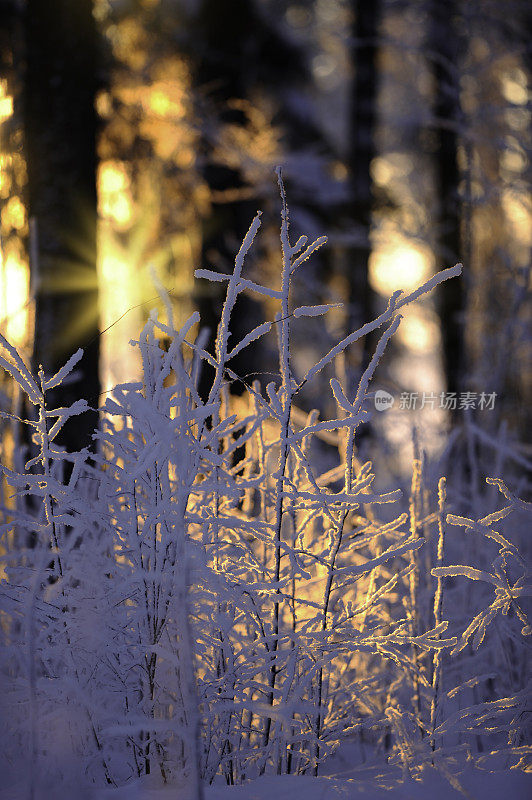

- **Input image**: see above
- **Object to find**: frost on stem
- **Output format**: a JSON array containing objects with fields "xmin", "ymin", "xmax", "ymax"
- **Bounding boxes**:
[{"xmin": 3, "ymin": 174, "xmax": 525, "ymax": 791}]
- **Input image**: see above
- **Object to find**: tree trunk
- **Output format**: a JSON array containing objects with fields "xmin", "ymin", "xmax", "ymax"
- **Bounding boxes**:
[
  {"xmin": 428, "ymin": 0, "xmax": 465, "ymax": 397},
  {"xmin": 191, "ymin": 0, "xmax": 318, "ymax": 398},
  {"xmin": 24, "ymin": 0, "xmax": 100, "ymax": 451},
  {"xmin": 348, "ymin": 0, "xmax": 382, "ymax": 366}
]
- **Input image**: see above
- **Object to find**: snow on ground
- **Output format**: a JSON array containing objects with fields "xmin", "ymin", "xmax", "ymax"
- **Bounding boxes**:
[
  {"xmin": 3, "ymin": 765, "xmax": 531, "ymax": 800},
  {"xmin": 92, "ymin": 768, "xmax": 532, "ymax": 800},
  {"xmin": 93, "ymin": 766, "xmax": 532, "ymax": 800},
  {"xmin": 206, "ymin": 769, "xmax": 532, "ymax": 800}
]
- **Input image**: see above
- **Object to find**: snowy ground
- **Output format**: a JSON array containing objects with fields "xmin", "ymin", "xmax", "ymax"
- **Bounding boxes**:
[
  {"xmin": 208, "ymin": 769, "xmax": 531, "ymax": 800},
  {"xmin": 5, "ymin": 763, "xmax": 529, "ymax": 800},
  {"xmin": 92, "ymin": 766, "xmax": 532, "ymax": 800}
]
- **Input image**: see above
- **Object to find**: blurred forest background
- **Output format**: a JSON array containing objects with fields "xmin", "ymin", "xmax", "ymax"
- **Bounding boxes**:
[{"xmin": 0, "ymin": 0, "xmax": 530, "ymax": 470}]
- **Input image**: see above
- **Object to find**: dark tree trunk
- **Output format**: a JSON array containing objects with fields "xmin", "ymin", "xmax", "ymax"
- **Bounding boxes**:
[
  {"xmin": 348, "ymin": 0, "xmax": 382, "ymax": 365},
  {"xmin": 190, "ymin": 0, "xmax": 264, "ymax": 397},
  {"xmin": 24, "ymin": 0, "xmax": 100, "ymax": 451},
  {"xmin": 429, "ymin": 0, "xmax": 465, "ymax": 397},
  {"xmin": 191, "ymin": 0, "xmax": 311, "ymax": 396}
]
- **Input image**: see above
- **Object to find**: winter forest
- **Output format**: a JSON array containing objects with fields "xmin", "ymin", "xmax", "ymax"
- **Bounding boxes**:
[{"xmin": 0, "ymin": 1, "xmax": 531, "ymax": 798}]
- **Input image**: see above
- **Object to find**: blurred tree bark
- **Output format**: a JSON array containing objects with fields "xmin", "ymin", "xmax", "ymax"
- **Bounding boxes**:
[
  {"xmin": 192, "ymin": 0, "xmax": 259, "ymax": 392},
  {"xmin": 348, "ymin": 0, "xmax": 382, "ymax": 367},
  {"xmin": 428, "ymin": 0, "xmax": 465, "ymax": 398},
  {"xmin": 24, "ymin": 0, "xmax": 100, "ymax": 451},
  {"xmin": 189, "ymin": 0, "xmax": 320, "ymax": 396}
]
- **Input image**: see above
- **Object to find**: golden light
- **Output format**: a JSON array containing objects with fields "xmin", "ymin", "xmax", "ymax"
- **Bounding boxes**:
[
  {"xmin": 1, "ymin": 195, "xmax": 26, "ymax": 231},
  {"xmin": 97, "ymin": 232, "xmax": 143, "ymax": 389},
  {"xmin": 149, "ymin": 88, "xmax": 171, "ymax": 117},
  {"xmin": 396, "ymin": 305, "xmax": 440, "ymax": 353},
  {"xmin": 500, "ymin": 136, "xmax": 527, "ymax": 174},
  {"xmin": 502, "ymin": 191, "xmax": 531, "ymax": 246},
  {"xmin": 149, "ymin": 84, "xmax": 185, "ymax": 119},
  {"xmin": 0, "ymin": 96, "xmax": 13, "ymax": 123},
  {"xmin": 371, "ymin": 157, "xmax": 394, "ymax": 186},
  {"xmin": 371, "ymin": 154, "xmax": 410, "ymax": 187},
  {"xmin": 369, "ymin": 234, "xmax": 434, "ymax": 296},
  {"xmin": 0, "ymin": 167, "xmax": 11, "ymax": 196},
  {"xmin": 99, "ymin": 246, "xmax": 136, "ymax": 320},
  {"xmin": 98, "ymin": 161, "xmax": 134, "ymax": 230},
  {"xmin": 100, "ymin": 162, "xmax": 129, "ymax": 194},
  {"xmin": 0, "ymin": 83, "xmax": 30, "ymax": 351},
  {"xmin": 0, "ymin": 80, "xmax": 13, "ymax": 123},
  {"xmin": 0, "ymin": 250, "xmax": 30, "ymax": 346},
  {"xmin": 501, "ymin": 69, "xmax": 528, "ymax": 105}
]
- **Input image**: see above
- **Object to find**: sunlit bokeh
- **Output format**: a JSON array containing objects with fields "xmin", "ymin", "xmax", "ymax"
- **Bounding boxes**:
[
  {"xmin": 395, "ymin": 305, "xmax": 440, "ymax": 354},
  {"xmin": 98, "ymin": 161, "xmax": 134, "ymax": 230},
  {"xmin": 97, "ymin": 234, "xmax": 141, "ymax": 389},
  {"xmin": 502, "ymin": 190, "xmax": 532, "ymax": 265},
  {"xmin": 1, "ymin": 195, "xmax": 25, "ymax": 230},
  {"xmin": 500, "ymin": 68, "xmax": 528, "ymax": 105},
  {"xmin": 369, "ymin": 233, "xmax": 434, "ymax": 296},
  {"xmin": 0, "ymin": 82, "xmax": 30, "ymax": 351},
  {"xmin": 0, "ymin": 249, "xmax": 29, "ymax": 347},
  {"xmin": 0, "ymin": 81, "xmax": 13, "ymax": 123}
]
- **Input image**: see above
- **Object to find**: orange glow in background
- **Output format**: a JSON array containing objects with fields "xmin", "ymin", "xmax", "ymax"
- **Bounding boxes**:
[{"xmin": 0, "ymin": 8, "xmax": 529, "ymax": 448}]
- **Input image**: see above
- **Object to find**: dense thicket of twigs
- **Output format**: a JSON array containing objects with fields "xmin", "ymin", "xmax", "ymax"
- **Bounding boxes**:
[{"xmin": 0, "ymin": 179, "xmax": 530, "ymax": 797}]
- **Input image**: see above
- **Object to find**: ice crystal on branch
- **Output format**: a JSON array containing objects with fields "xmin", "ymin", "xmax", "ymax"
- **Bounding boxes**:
[{"xmin": 1, "ymin": 177, "xmax": 528, "ymax": 795}]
